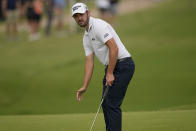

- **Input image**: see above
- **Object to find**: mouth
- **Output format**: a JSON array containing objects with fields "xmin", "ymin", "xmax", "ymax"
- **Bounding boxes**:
[
  {"xmin": 77, "ymin": 20, "xmax": 87, "ymax": 27},
  {"xmin": 78, "ymin": 21, "xmax": 83, "ymax": 24}
]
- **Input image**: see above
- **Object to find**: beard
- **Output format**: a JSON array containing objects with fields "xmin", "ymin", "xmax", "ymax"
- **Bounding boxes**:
[
  {"xmin": 78, "ymin": 21, "xmax": 87, "ymax": 27},
  {"xmin": 78, "ymin": 14, "xmax": 89, "ymax": 27}
]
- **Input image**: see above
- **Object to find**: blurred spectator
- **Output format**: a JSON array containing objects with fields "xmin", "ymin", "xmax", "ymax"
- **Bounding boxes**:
[
  {"xmin": 68, "ymin": 0, "xmax": 76, "ymax": 33},
  {"xmin": 2, "ymin": 0, "xmax": 20, "ymax": 40},
  {"xmin": 0, "ymin": 0, "xmax": 5, "ymax": 21},
  {"xmin": 19, "ymin": 0, "xmax": 28, "ymax": 31},
  {"xmin": 95, "ymin": 0, "xmax": 111, "ymax": 22},
  {"xmin": 109, "ymin": 0, "xmax": 119, "ymax": 16},
  {"xmin": 26, "ymin": 0, "xmax": 43, "ymax": 41},
  {"xmin": 20, "ymin": 0, "xmax": 27, "ymax": 18},
  {"xmin": 54, "ymin": 0, "xmax": 66, "ymax": 35},
  {"xmin": 45, "ymin": 0, "xmax": 55, "ymax": 36}
]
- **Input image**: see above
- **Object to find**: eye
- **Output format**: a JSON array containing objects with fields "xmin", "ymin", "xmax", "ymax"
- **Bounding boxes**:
[
  {"xmin": 73, "ymin": 14, "xmax": 78, "ymax": 18},
  {"xmin": 78, "ymin": 14, "xmax": 83, "ymax": 17}
]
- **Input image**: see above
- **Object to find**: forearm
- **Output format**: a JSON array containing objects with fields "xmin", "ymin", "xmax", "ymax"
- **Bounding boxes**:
[
  {"xmin": 107, "ymin": 39, "xmax": 118, "ymax": 74},
  {"xmin": 83, "ymin": 54, "xmax": 94, "ymax": 88}
]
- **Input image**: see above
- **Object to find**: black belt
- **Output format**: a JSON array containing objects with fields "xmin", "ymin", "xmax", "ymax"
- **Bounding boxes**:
[
  {"xmin": 117, "ymin": 57, "xmax": 132, "ymax": 63},
  {"xmin": 105, "ymin": 57, "xmax": 132, "ymax": 66}
]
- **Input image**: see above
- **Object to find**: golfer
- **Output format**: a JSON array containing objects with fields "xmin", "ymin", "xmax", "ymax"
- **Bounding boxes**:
[{"xmin": 72, "ymin": 3, "xmax": 135, "ymax": 131}]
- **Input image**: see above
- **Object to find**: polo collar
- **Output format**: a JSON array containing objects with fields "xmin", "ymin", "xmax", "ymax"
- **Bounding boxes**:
[{"xmin": 85, "ymin": 17, "xmax": 93, "ymax": 34}]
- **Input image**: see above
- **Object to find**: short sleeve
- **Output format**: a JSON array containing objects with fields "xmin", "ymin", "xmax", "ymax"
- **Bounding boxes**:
[
  {"xmin": 95, "ymin": 22, "xmax": 113, "ymax": 44},
  {"xmin": 83, "ymin": 36, "xmax": 93, "ymax": 56}
]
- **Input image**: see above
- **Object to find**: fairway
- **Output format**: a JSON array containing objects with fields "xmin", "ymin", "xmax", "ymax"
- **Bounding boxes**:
[
  {"xmin": 0, "ymin": 0, "xmax": 196, "ymax": 115},
  {"xmin": 0, "ymin": 110, "xmax": 196, "ymax": 131}
]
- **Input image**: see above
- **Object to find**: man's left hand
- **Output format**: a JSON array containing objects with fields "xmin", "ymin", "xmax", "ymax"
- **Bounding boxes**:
[{"xmin": 106, "ymin": 73, "xmax": 115, "ymax": 86}]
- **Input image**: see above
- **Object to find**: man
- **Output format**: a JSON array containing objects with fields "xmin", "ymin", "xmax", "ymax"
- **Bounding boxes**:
[
  {"xmin": 109, "ymin": 0, "xmax": 119, "ymax": 16},
  {"xmin": 2, "ymin": 0, "xmax": 20, "ymax": 39},
  {"xmin": 72, "ymin": 3, "xmax": 135, "ymax": 131},
  {"xmin": 95, "ymin": 0, "xmax": 110, "ymax": 22},
  {"xmin": 54, "ymin": 0, "xmax": 66, "ymax": 33},
  {"xmin": 45, "ymin": 0, "xmax": 55, "ymax": 36}
]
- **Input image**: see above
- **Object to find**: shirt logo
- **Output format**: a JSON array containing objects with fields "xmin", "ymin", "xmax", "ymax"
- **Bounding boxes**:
[
  {"xmin": 92, "ymin": 38, "xmax": 95, "ymax": 41},
  {"xmin": 104, "ymin": 33, "xmax": 109, "ymax": 38},
  {"xmin": 72, "ymin": 6, "xmax": 81, "ymax": 11}
]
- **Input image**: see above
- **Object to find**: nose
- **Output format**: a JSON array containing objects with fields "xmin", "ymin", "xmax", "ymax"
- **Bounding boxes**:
[{"xmin": 78, "ymin": 15, "xmax": 82, "ymax": 20}]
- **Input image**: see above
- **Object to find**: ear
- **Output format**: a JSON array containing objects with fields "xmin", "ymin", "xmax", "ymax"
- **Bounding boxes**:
[{"xmin": 87, "ymin": 10, "xmax": 91, "ymax": 17}]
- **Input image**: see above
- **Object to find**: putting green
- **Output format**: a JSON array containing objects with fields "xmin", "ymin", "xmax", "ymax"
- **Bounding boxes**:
[{"xmin": 0, "ymin": 109, "xmax": 195, "ymax": 131}]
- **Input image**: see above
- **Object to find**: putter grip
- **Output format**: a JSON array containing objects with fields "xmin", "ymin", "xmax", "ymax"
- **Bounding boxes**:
[{"xmin": 103, "ymin": 86, "xmax": 110, "ymax": 99}]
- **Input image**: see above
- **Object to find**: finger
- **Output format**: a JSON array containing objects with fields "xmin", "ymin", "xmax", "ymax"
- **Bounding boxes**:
[
  {"xmin": 108, "ymin": 83, "xmax": 112, "ymax": 86},
  {"xmin": 78, "ymin": 91, "xmax": 83, "ymax": 101},
  {"xmin": 76, "ymin": 92, "xmax": 79, "ymax": 101},
  {"xmin": 106, "ymin": 81, "xmax": 113, "ymax": 86},
  {"xmin": 106, "ymin": 82, "xmax": 110, "ymax": 86},
  {"xmin": 78, "ymin": 94, "xmax": 82, "ymax": 101},
  {"xmin": 77, "ymin": 92, "xmax": 81, "ymax": 101}
]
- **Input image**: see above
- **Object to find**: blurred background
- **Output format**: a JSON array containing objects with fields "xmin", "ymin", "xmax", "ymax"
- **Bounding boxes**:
[{"xmin": 0, "ymin": 0, "xmax": 196, "ymax": 117}]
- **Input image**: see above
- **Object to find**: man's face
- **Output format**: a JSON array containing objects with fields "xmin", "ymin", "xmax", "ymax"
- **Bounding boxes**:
[{"xmin": 73, "ymin": 12, "xmax": 89, "ymax": 27}]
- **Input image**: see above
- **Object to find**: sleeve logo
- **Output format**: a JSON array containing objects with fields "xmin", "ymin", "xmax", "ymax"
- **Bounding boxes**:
[{"xmin": 104, "ymin": 33, "xmax": 109, "ymax": 38}]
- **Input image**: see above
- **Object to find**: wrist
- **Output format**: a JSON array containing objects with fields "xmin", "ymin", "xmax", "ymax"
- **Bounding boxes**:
[
  {"xmin": 107, "ymin": 70, "xmax": 113, "ymax": 75},
  {"xmin": 82, "ymin": 85, "xmax": 87, "ymax": 89}
]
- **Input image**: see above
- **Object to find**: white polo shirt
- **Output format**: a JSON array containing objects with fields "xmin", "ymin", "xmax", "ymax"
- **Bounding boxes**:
[{"xmin": 83, "ymin": 17, "xmax": 131, "ymax": 65}]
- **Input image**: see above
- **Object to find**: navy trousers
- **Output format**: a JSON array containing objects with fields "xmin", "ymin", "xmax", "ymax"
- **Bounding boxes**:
[{"xmin": 102, "ymin": 57, "xmax": 135, "ymax": 131}]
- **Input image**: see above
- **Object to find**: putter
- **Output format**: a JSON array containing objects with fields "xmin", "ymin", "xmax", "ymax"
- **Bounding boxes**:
[{"xmin": 89, "ymin": 86, "xmax": 110, "ymax": 131}]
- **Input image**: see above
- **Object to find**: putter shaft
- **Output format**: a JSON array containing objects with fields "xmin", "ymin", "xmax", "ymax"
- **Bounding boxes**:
[{"xmin": 89, "ymin": 86, "xmax": 110, "ymax": 131}]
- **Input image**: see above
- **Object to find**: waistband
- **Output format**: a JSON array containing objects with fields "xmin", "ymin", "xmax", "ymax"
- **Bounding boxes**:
[
  {"xmin": 117, "ymin": 57, "xmax": 132, "ymax": 63},
  {"xmin": 105, "ymin": 57, "xmax": 132, "ymax": 66}
]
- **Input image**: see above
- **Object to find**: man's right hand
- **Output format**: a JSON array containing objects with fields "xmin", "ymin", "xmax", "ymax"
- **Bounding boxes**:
[{"xmin": 77, "ymin": 87, "xmax": 87, "ymax": 101}]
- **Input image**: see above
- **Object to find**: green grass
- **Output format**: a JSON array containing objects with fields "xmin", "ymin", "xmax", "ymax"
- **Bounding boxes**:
[
  {"xmin": 0, "ymin": 0, "xmax": 196, "ymax": 116},
  {"xmin": 0, "ymin": 0, "xmax": 196, "ymax": 130},
  {"xmin": 0, "ymin": 110, "xmax": 196, "ymax": 131}
]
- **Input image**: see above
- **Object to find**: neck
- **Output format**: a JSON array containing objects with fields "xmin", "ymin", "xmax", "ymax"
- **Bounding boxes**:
[
  {"xmin": 85, "ymin": 15, "xmax": 90, "ymax": 32},
  {"xmin": 85, "ymin": 23, "xmax": 89, "ymax": 32}
]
